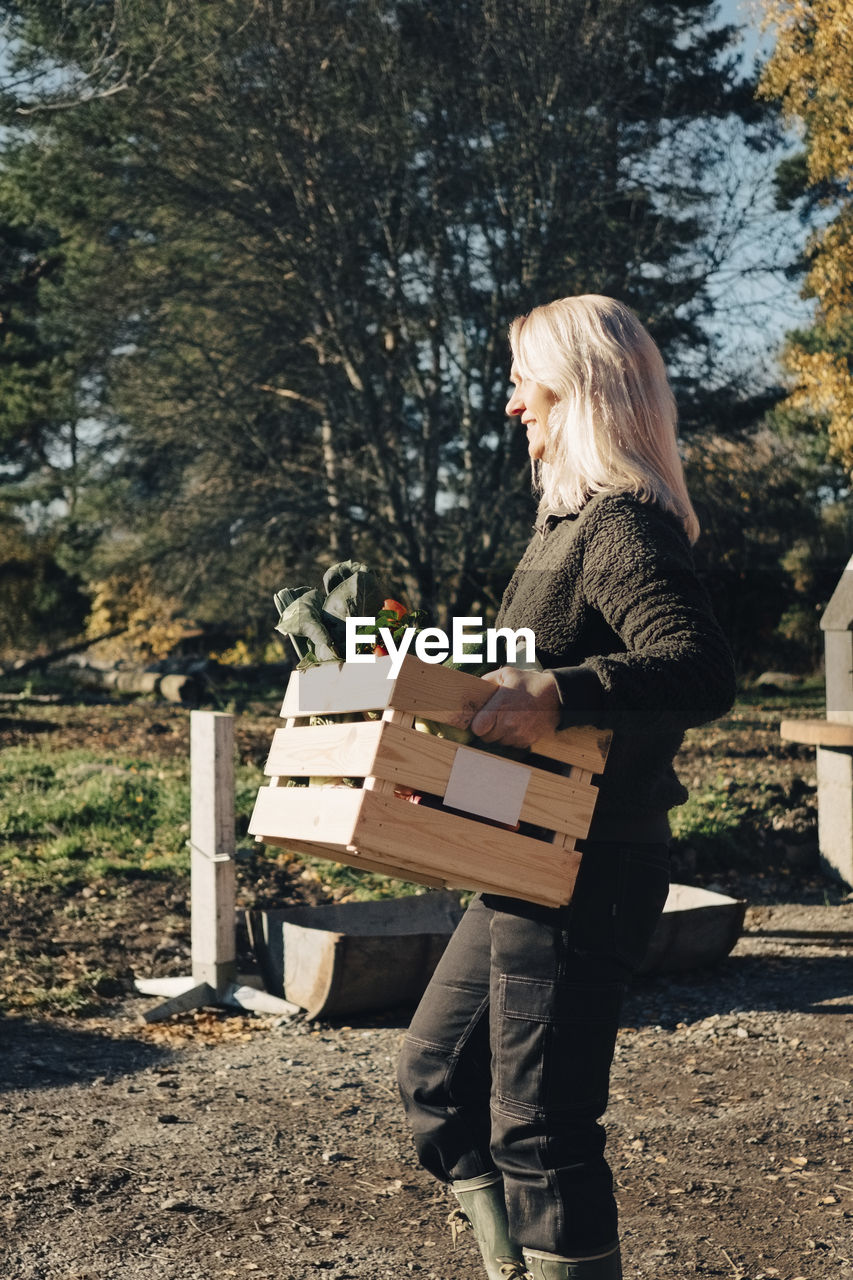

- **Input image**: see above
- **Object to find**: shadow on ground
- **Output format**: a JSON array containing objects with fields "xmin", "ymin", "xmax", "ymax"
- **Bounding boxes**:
[
  {"xmin": 625, "ymin": 949, "xmax": 853, "ymax": 1026},
  {"xmin": 0, "ymin": 1015, "xmax": 173, "ymax": 1092}
]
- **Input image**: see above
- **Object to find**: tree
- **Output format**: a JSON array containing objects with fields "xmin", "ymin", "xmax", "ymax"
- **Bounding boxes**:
[
  {"xmin": 1, "ymin": 0, "xmax": 779, "ymax": 638},
  {"xmin": 760, "ymin": 0, "xmax": 853, "ymax": 469},
  {"xmin": 0, "ymin": 215, "xmax": 68, "ymax": 503},
  {"xmin": 683, "ymin": 411, "xmax": 849, "ymax": 670},
  {"xmin": 0, "ymin": 511, "xmax": 89, "ymax": 658}
]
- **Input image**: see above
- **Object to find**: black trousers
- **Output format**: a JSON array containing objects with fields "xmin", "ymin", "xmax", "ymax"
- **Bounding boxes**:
[{"xmin": 397, "ymin": 841, "xmax": 670, "ymax": 1257}]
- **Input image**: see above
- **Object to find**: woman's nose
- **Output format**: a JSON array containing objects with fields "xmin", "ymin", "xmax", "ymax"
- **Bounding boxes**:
[{"xmin": 506, "ymin": 388, "xmax": 523, "ymax": 416}]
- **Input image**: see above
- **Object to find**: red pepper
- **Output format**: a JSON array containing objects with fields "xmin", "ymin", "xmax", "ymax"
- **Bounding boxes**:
[{"xmin": 372, "ymin": 597, "xmax": 408, "ymax": 654}]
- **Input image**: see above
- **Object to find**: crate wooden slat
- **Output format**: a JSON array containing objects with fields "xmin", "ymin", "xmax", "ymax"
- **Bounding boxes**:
[
  {"xmin": 255, "ymin": 832, "xmax": 452, "ymax": 889},
  {"xmin": 264, "ymin": 720, "xmax": 597, "ymax": 839},
  {"xmin": 251, "ymin": 784, "xmax": 584, "ymax": 900},
  {"xmin": 251, "ymin": 655, "xmax": 611, "ymax": 908},
  {"xmin": 266, "ymin": 719, "xmax": 385, "ymax": 779},
  {"xmin": 281, "ymin": 655, "xmax": 610, "ymax": 771}
]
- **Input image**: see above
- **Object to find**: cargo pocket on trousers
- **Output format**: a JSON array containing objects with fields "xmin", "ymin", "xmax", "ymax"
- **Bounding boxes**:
[{"xmin": 495, "ymin": 975, "xmax": 625, "ymax": 1120}]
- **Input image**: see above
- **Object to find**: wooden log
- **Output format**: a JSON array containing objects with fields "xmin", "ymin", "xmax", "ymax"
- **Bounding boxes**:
[
  {"xmin": 114, "ymin": 670, "xmax": 160, "ymax": 694},
  {"xmin": 53, "ymin": 663, "xmax": 198, "ymax": 704},
  {"xmin": 159, "ymin": 673, "xmax": 198, "ymax": 704},
  {"xmin": 2, "ymin": 627, "xmax": 128, "ymax": 678}
]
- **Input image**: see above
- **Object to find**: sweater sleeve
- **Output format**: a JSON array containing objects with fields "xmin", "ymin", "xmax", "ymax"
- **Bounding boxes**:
[{"xmin": 551, "ymin": 497, "xmax": 735, "ymax": 734}]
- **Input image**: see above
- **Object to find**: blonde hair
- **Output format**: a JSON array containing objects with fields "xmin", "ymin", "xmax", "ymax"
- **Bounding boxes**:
[{"xmin": 509, "ymin": 294, "xmax": 700, "ymax": 543}]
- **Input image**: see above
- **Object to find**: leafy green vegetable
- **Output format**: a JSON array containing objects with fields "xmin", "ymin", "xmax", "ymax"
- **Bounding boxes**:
[
  {"xmin": 321, "ymin": 559, "xmax": 372, "ymax": 598},
  {"xmin": 273, "ymin": 587, "xmax": 339, "ymax": 666},
  {"xmin": 272, "ymin": 586, "xmax": 313, "ymax": 661},
  {"xmin": 322, "ymin": 566, "xmax": 384, "ymax": 655},
  {"xmin": 273, "ymin": 561, "xmax": 385, "ymax": 665}
]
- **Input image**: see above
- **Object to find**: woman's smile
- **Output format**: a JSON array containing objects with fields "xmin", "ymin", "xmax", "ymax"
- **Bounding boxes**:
[{"xmin": 506, "ymin": 365, "xmax": 555, "ymax": 461}]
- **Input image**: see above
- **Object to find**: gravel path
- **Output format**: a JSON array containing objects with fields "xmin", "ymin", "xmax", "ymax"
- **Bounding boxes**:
[{"xmin": 2, "ymin": 896, "xmax": 852, "ymax": 1280}]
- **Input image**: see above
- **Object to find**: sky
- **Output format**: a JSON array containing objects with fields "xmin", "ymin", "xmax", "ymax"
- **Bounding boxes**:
[
  {"xmin": 719, "ymin": 0, "xmax": 770, "ymax": 57},
  {"xmin": 699, "ymin": 0, "xmax": 814, "ymax": 385}
]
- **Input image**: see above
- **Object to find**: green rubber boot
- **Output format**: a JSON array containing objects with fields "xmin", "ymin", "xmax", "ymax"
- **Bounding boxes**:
[
  {"xmin": 449, "ymin": 1173, "xmax": 526, "ymax": 1280},
  {"xmin": 522, "ymin": 1242, "xmax": 622, "ymax": 1279}
]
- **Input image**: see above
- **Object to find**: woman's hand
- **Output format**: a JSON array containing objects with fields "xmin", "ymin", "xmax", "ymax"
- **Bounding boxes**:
[{"xmin": 470, "ymin": 667, "xmax": 561, "ymax": 748}]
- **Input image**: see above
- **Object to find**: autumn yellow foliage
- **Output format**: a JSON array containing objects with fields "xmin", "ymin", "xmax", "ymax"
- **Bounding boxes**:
[
  {"xmin": 760, "ymin": 0, "xmax": 853, "ymax": 189},
  {"xmin": 85, "ymin": 571, "xmax": 198, "ymax": 665},
  {"xmin": 760, "ymin": 0, "xmax": 853, "ymax": 465}
]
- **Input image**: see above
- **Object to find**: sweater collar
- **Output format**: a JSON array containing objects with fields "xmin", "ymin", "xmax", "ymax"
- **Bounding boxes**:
[{"xmin": 534, "ymin": 499, "xmax": 576, "ymax": 537}]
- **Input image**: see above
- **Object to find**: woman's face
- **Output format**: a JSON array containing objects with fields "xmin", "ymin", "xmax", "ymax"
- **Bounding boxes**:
[{"xmin": 506, "ymin": 365, "xmax": 556, "ymax": 461}]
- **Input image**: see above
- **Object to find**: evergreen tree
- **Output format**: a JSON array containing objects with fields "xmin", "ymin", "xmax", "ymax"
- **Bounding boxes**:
[{"xmin": 1, "ymin": 0, "xmax": 779, "ymax": 635}]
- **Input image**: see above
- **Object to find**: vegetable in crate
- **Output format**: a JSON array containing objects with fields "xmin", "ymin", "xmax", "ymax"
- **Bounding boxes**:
[
  {"xmin": 272, "ymin": 562, "xmax": 384, "ymax": 785},
  {"xmin": 374, "ymin": 599, "xmax": 429, "ymax": 655},
  {"xmin": 273, "ymin": 561, "xmax": 385, "ymax": 667},
  {"xmin": 271, "ymin": 561, "xmax": 540, "ymax": 756}
]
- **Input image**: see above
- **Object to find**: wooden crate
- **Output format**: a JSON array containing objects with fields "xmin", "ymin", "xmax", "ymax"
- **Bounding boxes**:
[{"xmin": 248, "ymin": 654, "xmax": 611, "ymax": 908}]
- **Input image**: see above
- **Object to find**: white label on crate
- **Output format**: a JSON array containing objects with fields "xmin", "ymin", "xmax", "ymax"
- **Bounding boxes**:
[{"xmin": 442, "ymin": 748, "xmax": 531, "ymax": 828}]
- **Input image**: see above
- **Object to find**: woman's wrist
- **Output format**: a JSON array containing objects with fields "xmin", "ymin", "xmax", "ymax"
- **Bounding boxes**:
[{"xmin": 549, "ymin": 665, "xmax": 605, "ymax": 729}]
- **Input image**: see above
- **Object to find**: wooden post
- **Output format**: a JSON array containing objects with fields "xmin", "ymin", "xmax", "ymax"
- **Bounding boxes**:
[
  {"xmin": 191, "ymin": 711, "xmax": 237, "ymax": 994},
  {"xmin": 817, "ymin": 556, "xmax": 853, "ymax": 886},
  {"xmin": 135, "ymin": 709, "xmax": 300, "ymax": 1021},
  {"xmin": 778, "ymin": 556, "xmax": 853, "ymax": 888}
]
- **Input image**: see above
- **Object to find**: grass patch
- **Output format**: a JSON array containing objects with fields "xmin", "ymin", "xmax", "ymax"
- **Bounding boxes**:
[
  {"xmin": 0, "ymin": 728, "xmax": 406, "ymax": 904},
  {"xmin": 0, "ymin": 745, "xmax": 263, "ymax": 892},
  {"xmin": 669, "ymin": 770, "xmax": 813, "ymax": 873},
  {"xmin": 0, "ymin": 678, "xmax": 819, "ymax": 901},
  {"xmin": 670, "ymin": 778, "xmax": 755, "ymax": 859},
  {"xmin": 735, "ymin": 678, "xmax": 825, "ymax": 713}
]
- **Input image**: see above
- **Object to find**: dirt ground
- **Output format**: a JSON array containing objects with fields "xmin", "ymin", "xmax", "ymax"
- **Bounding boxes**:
[{"xmin": 1, "ymin": 695, "xmax": 852, "ymax": 1280}]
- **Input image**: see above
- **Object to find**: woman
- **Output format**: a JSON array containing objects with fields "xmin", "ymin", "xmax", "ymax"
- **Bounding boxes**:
[{"xmin": 396, "ymin": 295, "xmax": 735, "ymax": 1280}]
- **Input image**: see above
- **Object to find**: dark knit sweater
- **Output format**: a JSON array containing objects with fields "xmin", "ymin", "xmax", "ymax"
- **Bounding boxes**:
[{"xmin": 495, "ymin": 491, "xmax": 736, "ymax": 823}]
